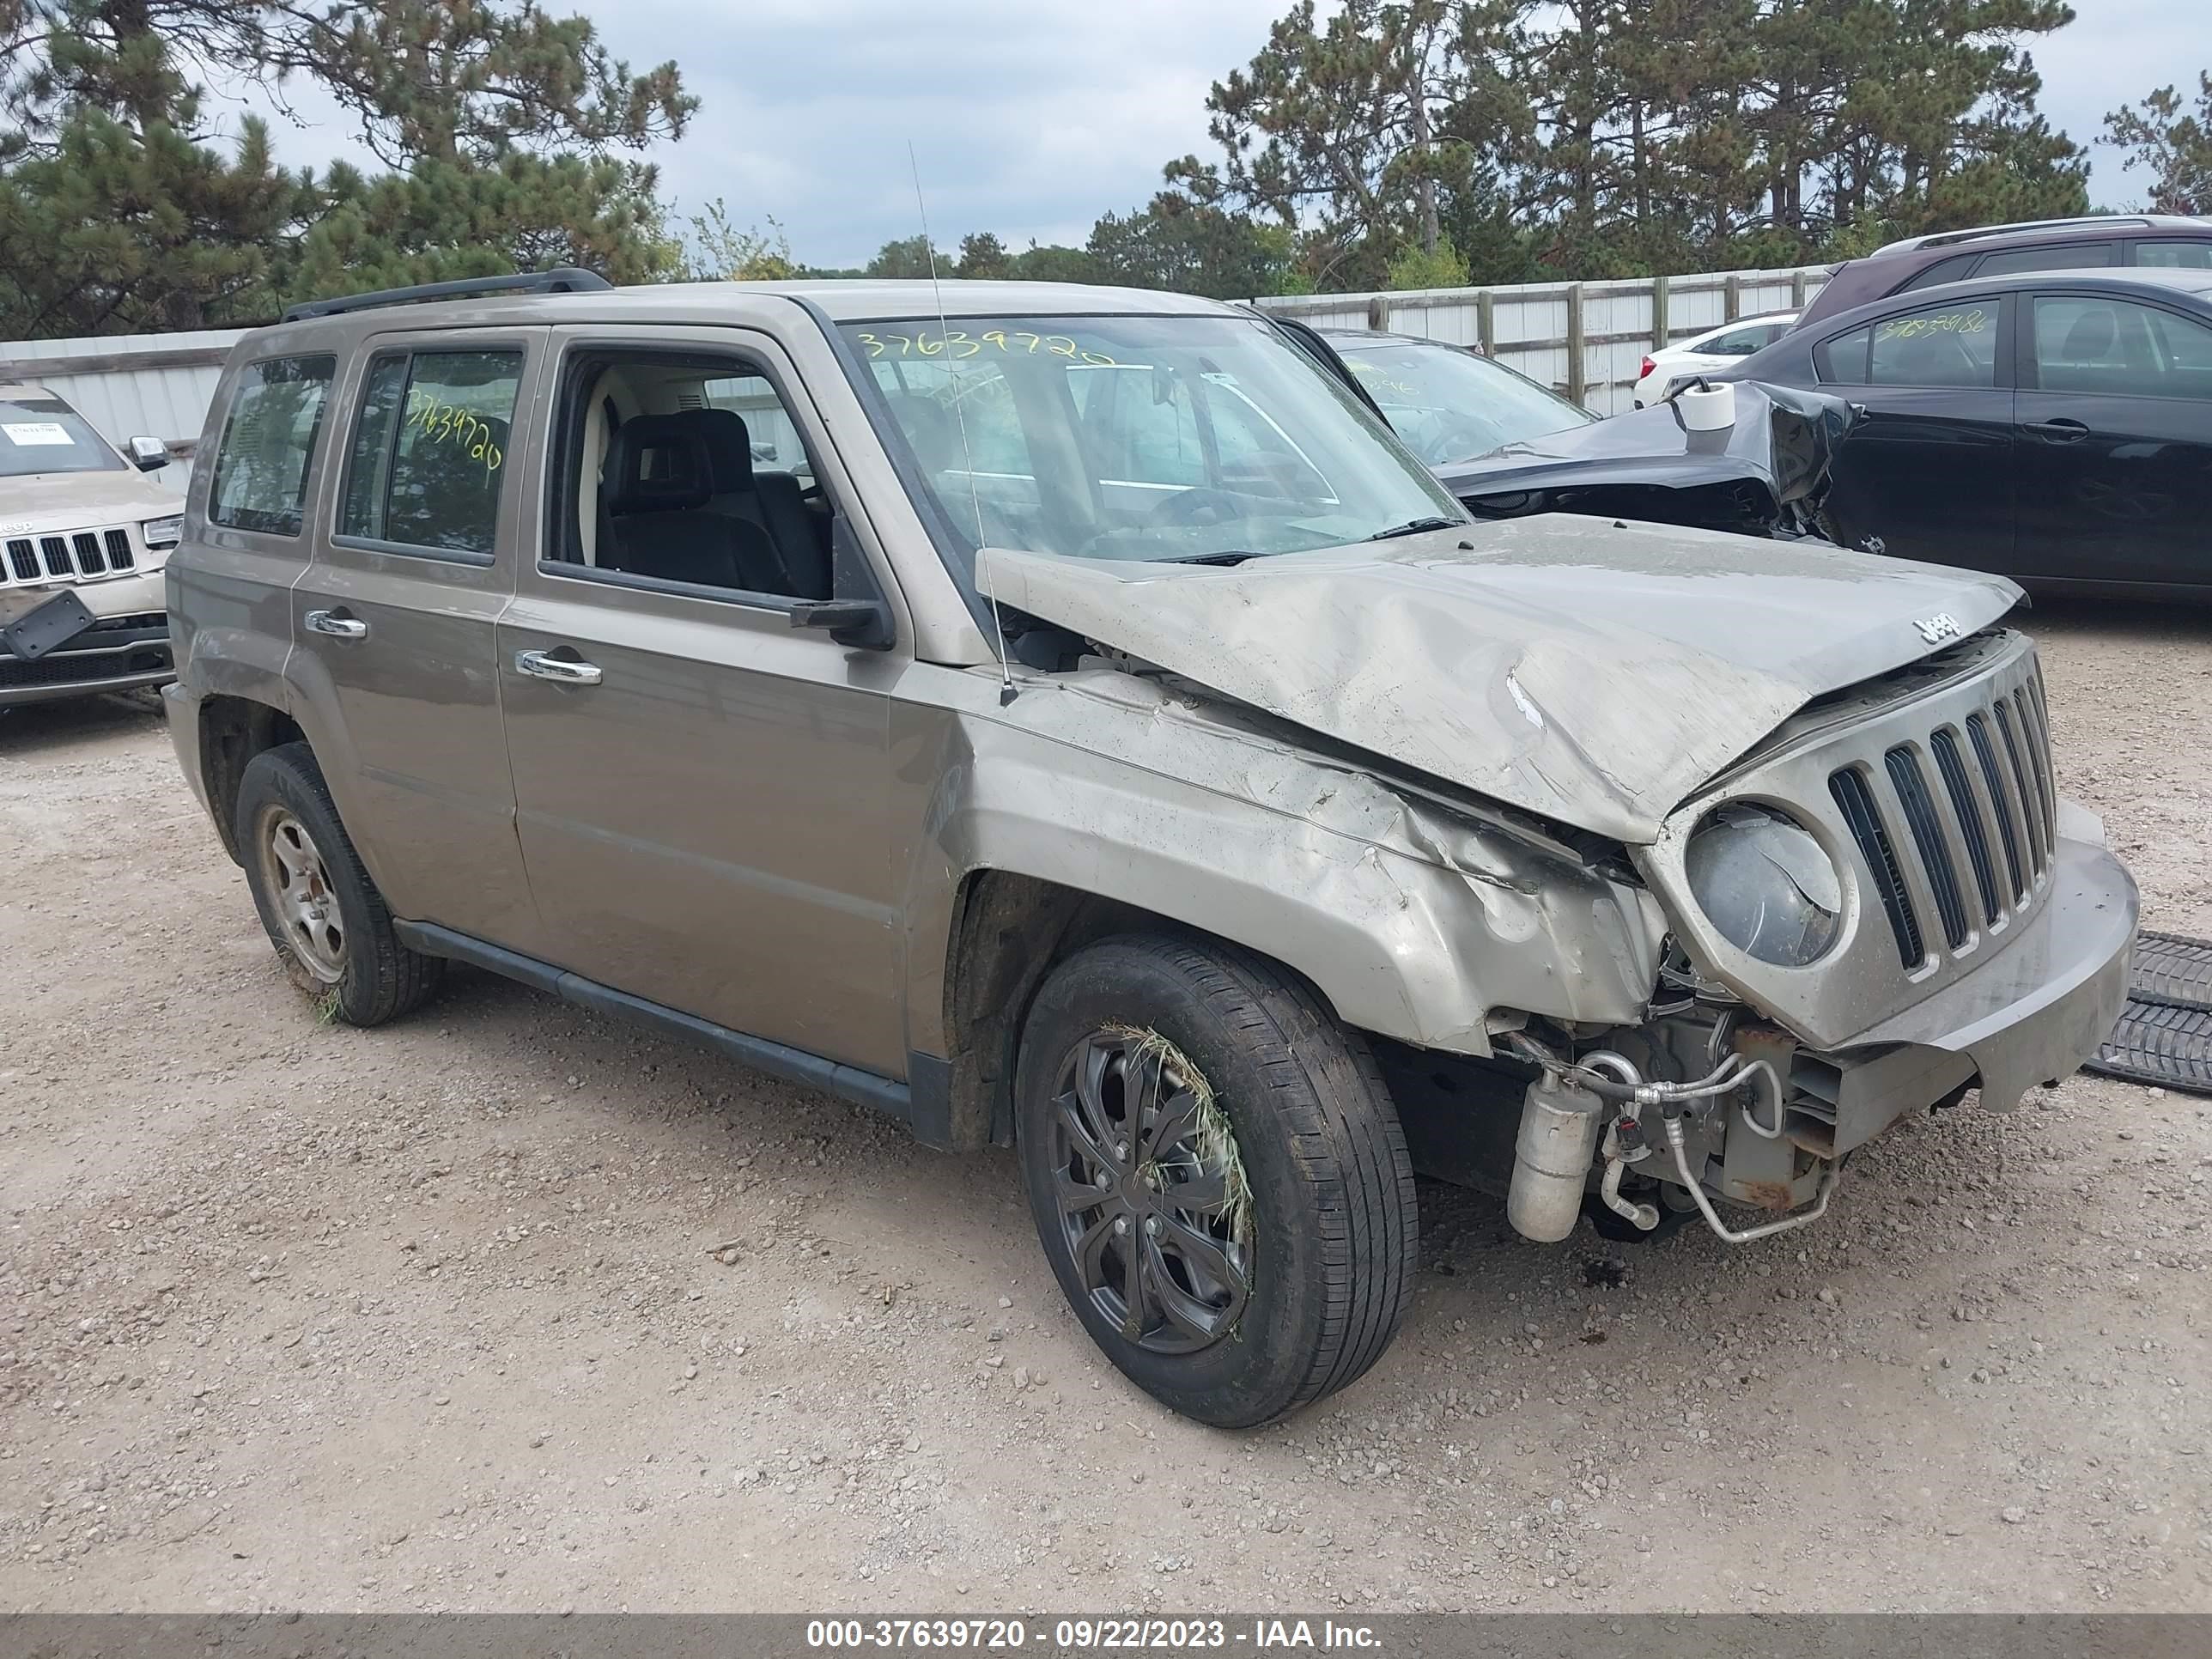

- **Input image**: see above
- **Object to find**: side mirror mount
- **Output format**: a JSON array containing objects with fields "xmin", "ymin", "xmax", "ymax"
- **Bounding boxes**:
[
  {"xmin": 126, "ymin": 435, "xmax": 169, "ymax": 471},
  {"xmin": 787, "ymin": 515, "xmax": 895, "ymax": 649},
  {"xmin": 789, "ymin": 598, "xmax": 893, "ymax": 648}
]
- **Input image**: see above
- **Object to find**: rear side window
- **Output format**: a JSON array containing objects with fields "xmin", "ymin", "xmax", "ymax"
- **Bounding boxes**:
[
  {"xmin": 1703, "ymin": 323, "xmax": 1780, "ymax": 356},
  {"xmin": 2135, "ymin": 240, "xmax": 2212, "ymax": 269},
  {"xmin": 1897, "ymin": 253, "xmax": 1977, "ymax": 293},
  {"xmin": 1817, "ymin": 300, "xmax": 2000, "ymax": 388},
  {"xmin": 338, "ymin": 349, "xmax": 522, "ymax": 557},
  {"xmin": 2034, "ymin": 295, "xmax": 2212, "ymax": 399},
  {"xmin": 1974, "ymin": 241, "xmax": 2113, "ymax": 276},
  {"xmin": 208, "ymin": 356, "xmax": 335, "ymax": 536}
]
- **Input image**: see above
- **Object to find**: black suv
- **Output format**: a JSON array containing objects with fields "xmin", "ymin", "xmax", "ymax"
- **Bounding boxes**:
[{"xmin": 1796, "ymin": 215, "xmax": 2212, "ymax": 333}]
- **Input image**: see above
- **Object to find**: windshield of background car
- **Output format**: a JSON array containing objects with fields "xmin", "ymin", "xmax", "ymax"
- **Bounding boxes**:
[
  {"xmin": 839, "ymin": 313, "xmax": 1464, "ymax": 568},
  {"xmin": 1334, "ymin": 341, "xmax": 1594, "ymax": 465},
  {"xmin": 0, "ymin": 396, "xmax": 125, "ymax": 478}
]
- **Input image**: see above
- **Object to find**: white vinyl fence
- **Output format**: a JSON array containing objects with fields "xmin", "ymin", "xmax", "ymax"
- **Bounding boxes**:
[{"xmin": 1256, "ymin": 264, "xmax": 1832, "ymax": 416}]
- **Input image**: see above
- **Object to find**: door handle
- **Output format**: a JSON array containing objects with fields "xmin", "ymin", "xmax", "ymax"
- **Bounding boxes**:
[
  {"xmin": 303, "ymin": 609, "xmax": 368, "ymax": 640},
  {"xmin": 514, "ymin": 648, "xmax": 603, "ymax": 686},
  {"xmin": 2025, "ymin": 418, "xmax": 2090, "ymax": 443}
]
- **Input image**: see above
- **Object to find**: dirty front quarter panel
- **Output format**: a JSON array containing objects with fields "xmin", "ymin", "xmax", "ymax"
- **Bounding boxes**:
[{"xmin": 892, "ymin": 655, "xmax": 1670, "ymax": 1065}]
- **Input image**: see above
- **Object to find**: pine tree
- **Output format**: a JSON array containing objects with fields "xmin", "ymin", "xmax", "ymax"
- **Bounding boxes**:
[
  {"xmin": 0, "ymin": 10, "xmax": 303, "ymax": 335},
  {"xmin": 2104, "ymin": 74, "xmax": 2212, "ymax": 216},
  {"xmin": 1, "ymin": 1, "xmax": 696, "ymax": 336},
  {"xmin": 3, "ymin": 1, "xmax": 691, "ymax": 166},
  {"xmin": 1171, "ymin": 1, "xmax": 1513, "ymax": 289},
  {"xmin": 282, "ymin": 153, "xmax": 683, "ymax": 300}
]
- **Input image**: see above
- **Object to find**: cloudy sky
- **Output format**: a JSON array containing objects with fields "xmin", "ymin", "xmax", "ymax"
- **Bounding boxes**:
[{"xmin": 215, "ymin": 0, "xmax": 2206, "ymax": 270}]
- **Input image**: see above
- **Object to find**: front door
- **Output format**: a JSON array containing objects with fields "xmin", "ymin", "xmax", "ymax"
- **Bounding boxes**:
[
  {"xmin": 496, "ymin": 326, "xmax": 908, "ymax": 1077},
  {"xmin": 2013, "ymin": 289, "xmax": 2212, "ymax": 590},
  {"xmin": 1814, "ymin": 294, "xmax": 2018, "ymax": 574},
  {"xmin": 290, "ymin": 331, "xmax": 544, "ymax": 951}
]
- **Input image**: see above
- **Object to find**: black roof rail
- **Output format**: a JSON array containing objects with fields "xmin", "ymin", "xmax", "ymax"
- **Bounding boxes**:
[{"xmin": 279, "ymin": 267, "xmax": 613, "ymax": 324}]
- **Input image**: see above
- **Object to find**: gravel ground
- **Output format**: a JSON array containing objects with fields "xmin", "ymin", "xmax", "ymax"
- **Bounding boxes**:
[{"xmin": 1, "ymin": 601, "xmax": 2208, "ymax": 1615}]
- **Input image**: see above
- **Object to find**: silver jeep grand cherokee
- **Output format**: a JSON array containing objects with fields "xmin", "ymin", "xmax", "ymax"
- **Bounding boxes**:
[{"xmin": 163, "ymin": 270, "xmax": 2136, "ymax": 1427}]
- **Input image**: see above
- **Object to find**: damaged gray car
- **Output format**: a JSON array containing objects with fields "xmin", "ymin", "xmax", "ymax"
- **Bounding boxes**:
[{"xmin": 165, "ymin": 273, "xmax": 2136, "ymax": 1429}]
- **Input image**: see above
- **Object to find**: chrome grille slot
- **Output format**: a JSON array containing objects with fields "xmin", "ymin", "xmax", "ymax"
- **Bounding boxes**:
[
  {"xmin": 1884, "ymin": 744, "xmax": 1969, "ymax": 948},
  {"xmin": 0, "ymin": 521, "xmax": 147, "ymax": 588},
  {"xmin": 2027, "ymin": 675, "xmax": 2057, "ymax": 829},
  {"xmin": 1931, "ymin": 728, "xmax": 2002, "ymax": 927},
  {"xmin": 1831, "ymin": 766, "xmax": 1923, "ymax": 968},
  {"xmin": 1992, "ymin": 699, "xmax": 2045, "ymax": 874},
  {"xmin": 1966, "ymin": 712, "xmax": 2027, "ymax": 901},
  {"xmin": 2013, "ymin": 687, "xmax": 2053, "ymax": 852}
]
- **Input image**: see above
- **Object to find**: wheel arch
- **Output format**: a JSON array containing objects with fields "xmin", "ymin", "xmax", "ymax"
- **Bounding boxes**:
[
  {"xmin": 935, "ymin": 868, "xmax": 1352, "ymax": 1153},
  {"xmin": 198, "ymin": 694, "xmax": 307, "ymax": 864}
]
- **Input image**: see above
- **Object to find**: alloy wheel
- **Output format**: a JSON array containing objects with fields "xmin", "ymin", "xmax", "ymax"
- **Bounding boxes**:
[
  {"xmin": 259, "ymin": 808, "xmax": 346, "ymax": 983},
  {"xmin": 1047, "ymin": 1029, "xmax": 1253, "ymax": 1355}
]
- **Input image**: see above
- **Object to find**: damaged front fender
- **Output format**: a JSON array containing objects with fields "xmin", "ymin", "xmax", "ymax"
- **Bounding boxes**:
[{"xmin": 896, "ymin": 663, "xmax": 1668, "ymax": 1064}]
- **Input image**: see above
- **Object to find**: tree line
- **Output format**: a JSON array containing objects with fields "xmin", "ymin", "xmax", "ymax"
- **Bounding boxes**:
[{"xmin": 2, "ymin": 0, "xmax": 2208, "ymax": 341}]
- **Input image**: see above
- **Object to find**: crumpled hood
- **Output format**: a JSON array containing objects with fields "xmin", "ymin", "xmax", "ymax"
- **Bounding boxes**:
[
  {"xmin": 978, "ymin": 518, "xmax": 2022, "ymax": 845},
  {"xmin": 0, "ymin": 465, "xmax": 180, "ymax": 536}
]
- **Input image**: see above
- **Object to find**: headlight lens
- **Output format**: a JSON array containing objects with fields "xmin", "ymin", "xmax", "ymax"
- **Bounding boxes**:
[
  {"xmin": 141, "ymin": 514, "xmax": 182, "ymax": 550},
  {"xmin": 1683, "ymin": 803, "xmax": 1842, "ymax": 967}
]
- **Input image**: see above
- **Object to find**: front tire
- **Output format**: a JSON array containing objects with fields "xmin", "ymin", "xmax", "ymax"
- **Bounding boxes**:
[
  {"xmin": 234, "ymin": 741, "xmax": 442, "ymax": 1027},
  {"xmin": 1015, "ymin": 935, "xmax": 1416, "ymax": 1427}
]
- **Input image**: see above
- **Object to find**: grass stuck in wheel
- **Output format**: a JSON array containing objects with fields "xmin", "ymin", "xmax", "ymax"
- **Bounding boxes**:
[{"xmin": 1105, "ymin": 1021, "xmax": 1255, "ymax": 1255}]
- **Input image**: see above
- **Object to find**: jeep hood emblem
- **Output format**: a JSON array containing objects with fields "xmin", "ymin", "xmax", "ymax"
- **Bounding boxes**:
[{"xmin": 1915, "ymin": 612, "xmax": 1963, "ymax": 644}]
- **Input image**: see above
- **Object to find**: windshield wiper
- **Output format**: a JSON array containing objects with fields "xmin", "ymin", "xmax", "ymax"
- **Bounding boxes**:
[
  {"xmin": 1154, "ymin": 550, "xmax": 1262, "ymax": 567},
  {"xmin": 1366, "ymin": 515, "xmax": 1464, "ymax": 542}
]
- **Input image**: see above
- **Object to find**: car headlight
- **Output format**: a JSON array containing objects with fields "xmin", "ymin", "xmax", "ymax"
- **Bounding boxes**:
[
  {"xmin": 141, "ymin": 514, "xmax": 182, "ymax": 550},
  {"xmin": 1683, "ymin": 803, "xmax": 1842, "ymax": 966}
]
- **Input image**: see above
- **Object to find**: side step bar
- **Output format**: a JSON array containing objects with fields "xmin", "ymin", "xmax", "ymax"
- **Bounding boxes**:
[{"xmin": 392, "ymin": 920, "xmax": 915, "ymax": 1126}]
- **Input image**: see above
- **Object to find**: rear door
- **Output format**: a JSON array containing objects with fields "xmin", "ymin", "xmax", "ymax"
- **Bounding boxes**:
[
  {"xmin": 2012, "ymin": 290, "xmax": 2212, "ymax": 591},
  {"xmin": 290, "ymin": 330, "xmax": 546, "ymax": 951},
  {"xmin": 1814, "ymin": 294, "xmax": 2017, "ymax": 572}
]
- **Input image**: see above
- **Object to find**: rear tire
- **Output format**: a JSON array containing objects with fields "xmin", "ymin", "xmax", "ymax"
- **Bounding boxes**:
[
  {"xmin": 234, "ymin": 741, "xmax": 442, "ymax": 1027},
  {"xmin": 1015, "ymin": 935, "xmax": 1416, "ymax": 1428}
]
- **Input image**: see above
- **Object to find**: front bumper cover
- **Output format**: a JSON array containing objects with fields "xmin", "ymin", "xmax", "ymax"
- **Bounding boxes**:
[
  {"xmin": 0, "ymin": 610, "xmax": 173, "ymax": 707},
  {"xmin": 1837, "ymin": 827, "xmax": 2136, "ymax": 1119}
]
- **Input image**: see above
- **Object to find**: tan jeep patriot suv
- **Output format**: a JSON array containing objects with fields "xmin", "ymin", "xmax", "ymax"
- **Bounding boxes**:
[{"xmin": 164, "ymin": 269, "xmax": 2136, "ymax": 1427}]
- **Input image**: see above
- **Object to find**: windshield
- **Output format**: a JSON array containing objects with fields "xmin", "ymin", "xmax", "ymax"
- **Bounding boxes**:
[
  {"xmin": 1334, "ymin": 341, "xmax": 1593, "ymax": 465},
  {"xmin": 0, "ymin": 395, "xmax": 125, "ymax": 478},
  {"xmin": 839, "ymin": 313, "xmax": 1463, "ymax": 571}
]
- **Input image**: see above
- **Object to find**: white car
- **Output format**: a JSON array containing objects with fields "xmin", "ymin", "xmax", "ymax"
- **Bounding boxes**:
[
  {"xmin": 1632, "ymin": 312, "xmax": 1799, "ymax": 406},
  {"xmin": 0, "ymin": 381, "xmax": 184, "ymax": 707}
]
